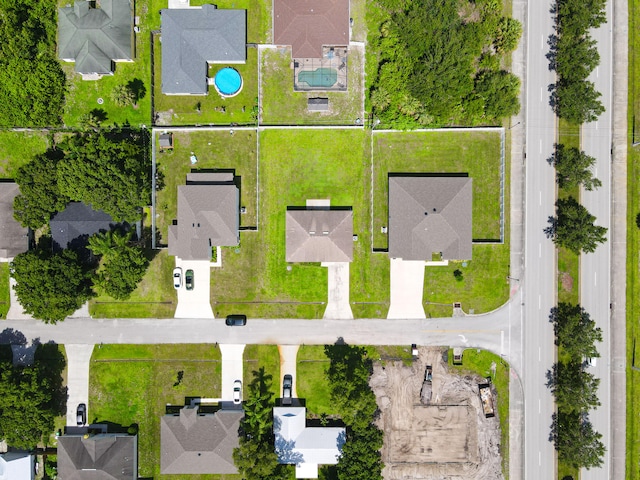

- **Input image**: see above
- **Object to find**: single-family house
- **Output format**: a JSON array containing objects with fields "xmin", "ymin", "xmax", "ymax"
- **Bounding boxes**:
[
  {"xmin": 160, "ymin": 5, "xmax": 247, "ymax": 95},
  {"xmin": 58, "ymin": 0, "xmax": 133, "ymax": 78},
  {"xmin": 285, "ymin": 207, "xmax": 353, "ymax": 262},
  {"xmin": 0, "ymin": 451, "xmax": 35, "ymax": 480},
  {"xmin": 161, "ymin": 405, "xmax": 243, "ymax": 474},
  {"xmin": 168, "ymin": 173, "xmax": 239, "ymax": 261},
  {"xmin": 49, "ymin": 202, "xmax": 119, "ymax": 253},
  {"xmin": 273, "ymin": 406, "xmax": 345, "ymax": 479},
  {"xmin": 0, "ymin": 183, "xmax": 29, "ymax": 261},
  {"xmin": 388, "ymin": 175, "xmax": 473, "ymax": 261},
  {"xmin": 57, "ymin": 430, "xmax": 137, "ymax": 480}
]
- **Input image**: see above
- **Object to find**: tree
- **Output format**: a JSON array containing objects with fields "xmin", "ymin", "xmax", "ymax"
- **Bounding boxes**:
[
  {"xmin": 11, "ymin": 245, "xmax": 94, "ymax": 323},
  {"xmin": 336, "ymin": 423, "xmax": 384, "ymax": 480},
  {"xmin": 548, "ymin": 361, "xmax": 600, "ymax": 413},
  {"xmin": 549, "ymin": 303, "xmax": 602, "ymax": 358},
  {"xmin": 544, "ymin": 197, "xmax": 607, "ymax": 254},
  {"xmin": 493, "ymin": 17, "xmax": 522, "ymax": 53},
  {"xmin": 553, "ymin": 79, "xmax": 605, "ymax": 124},
  {"xmin": 553, "ymin": 34, "xmax": 600, "ymax": 82},
  {"xmin": 110, "ymin": 84, "xmax": 136, "ymax": 107},
  {"xmin": 57, "ymin": 130, "xmax": 151, "ymax": 223},
  {"xmin": 13, "ymin": 151, "xmax": 69, "ymax": 230},
  {"xmin": 89, "ymin": 231, "xmax": 148, "ymax": 300},
  {"xmin": 550, "ymin": 411, "xmax": 605, "ymax": 469},
  {"xmin": 472, "ymin": 70, "xmax": 521, "ymax": 120},
  {"xmin": 552, "ymin": 144, "xmax": 602, "ymax": 190}
]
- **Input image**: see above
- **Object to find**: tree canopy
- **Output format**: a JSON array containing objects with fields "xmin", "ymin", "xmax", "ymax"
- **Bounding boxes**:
[
  {"xmin": 57, "ymin": 129, "xmax": 151, "ymax": 222},
  {"xmin": 545, "ymin": 197, "xmax": 607, "ymax": 254},
  {"xmin": 11, "ymin": 244, "xmax": 94, "ymax": 323},
  {"xmin": 550, "ymin": 303, "xmax": 603, "ymax": 358},
  {"xmin": 552, "ymin": 144, "xmax": 602, "ymax": 190},
  {"xmin": 548, "ymin": 361, "xmax": 600, "ymax": 414},
  {"xmin": 551, "ymin": 411, "xmax": 605, "ymax": 469}
]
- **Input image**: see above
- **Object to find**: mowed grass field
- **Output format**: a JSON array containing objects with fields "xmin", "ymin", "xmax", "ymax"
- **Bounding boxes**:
[{"xmin": 88, "ymin": 345, "xmax": 235, "ymax": 479}]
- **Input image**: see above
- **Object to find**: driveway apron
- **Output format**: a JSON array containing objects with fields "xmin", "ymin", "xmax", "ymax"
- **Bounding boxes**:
[
  {"xmin": 220, "ymin": 344, "xmax": 245, "ymax": 401},
  {"xmin": 322, "ymin": 262, "xmax": 353, "ymax": 319},
  {"xmin": 278, "ymin": 345, "xmax": 299, "ymax": 398},
  {"xmin": 65, "ymin": 344, "xmax": 94, "ymax": 426},
  {"xmin": 387, "ymin": 258, "xmax": 426, "ymax": 319},
  {"xmin": 173, "ymin": 258, "xmax": 215, "ymax": 319}
]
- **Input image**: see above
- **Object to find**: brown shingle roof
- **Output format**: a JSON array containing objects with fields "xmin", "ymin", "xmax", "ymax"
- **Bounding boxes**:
[
  {"xmin": 57, "ymin": 434, "xmax": 137, "ymax": 480},
  {"xmin": 389, "ymin": 175, "xmax": 472, "ymax": 261},
  {"xmin": 161, "ymin": 406, "xmax": 243, "ymax": 474},
  {"xmin": 286, "ymin": 208, "xmax": 353, "ymax": 262},
  {"xmin": 273, "ymin": 0, "xmax": 349, "ymax": 58},
  {"xmin": 168, "ymin": 174, "xmax": 239, "ymax": 260}
]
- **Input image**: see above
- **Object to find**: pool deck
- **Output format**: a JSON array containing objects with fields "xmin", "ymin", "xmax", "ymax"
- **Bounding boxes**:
[{"xmin": 293, "ymin": 46, "xmax": 348, "ymax": 91}]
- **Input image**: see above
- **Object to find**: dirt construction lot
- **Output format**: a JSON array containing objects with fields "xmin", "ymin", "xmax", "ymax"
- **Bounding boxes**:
[{"xmin": 370, "ymin": 347, "xmax": 503, "ymax": 480}]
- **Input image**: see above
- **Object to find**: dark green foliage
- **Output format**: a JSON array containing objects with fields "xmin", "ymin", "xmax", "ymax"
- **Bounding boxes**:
[
  {"xmin": 0, "ymin": 345, "xmax": 66, "ymax": 449},
  {"xmin": 58, "ymin": 129, "xmax": 151, "ymax": 222},
  {"xmin": 13, "ymin": 151, "xmax": 70, "ymax": 230},
  {"xmin": 11, "ymin": 245, "xmax": 94, "ymax": 323},
  {"xmin": 552, "ymin": 144, "xmax": 602, "ymax": 190},
  {"xmin": 556, "ymin": 0, "xmax": 608, "ymax": 37},
  {"xmin": 553, "ymin": 35, "xmax": 600, "ymax": 83},
  {"xmin": 0, "ymin": 0, "xmax": 65, "ymax": 126},
  {"xmin": 551, "ymin": 411, "xmax": 605, "ymax": 469},
  {"xmin": 553, "ymin": 80, "xmax": 605, "ymax": 125},
  {"xmin": 368, "ymin": 0, "xmax": 521, "ymax": 127},
  {"xmin": 336, "ymin": 424, "xmax": 384, "ymax": 480},
  {"xmin": 636, "ymin": 213, "xmax": 640, "ymax": 229},
  {"xmin": 453, "ymin": 269, "xmax": 464, "ymax": 281},
  {"xmin": 549, "ymin": 303, "xmax": 603, "ymax": 358},
  {"xmin": 544, "ymin": 197, "xmax": 608, "ymax": 254},
  {"xmin": 88, "ymin": 231, "xmax": 149, "ymax": 300},
  {"xmin": 548, "ymin": 361, "xmax": 601, "ymax": 413}
]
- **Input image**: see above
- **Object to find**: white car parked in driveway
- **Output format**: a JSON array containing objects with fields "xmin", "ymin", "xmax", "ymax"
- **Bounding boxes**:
[
  {"xmin": 173, "ymin": 267, "xmax": 182, "ymax": 289},
  {"xmin": 233, "ymin": 380, "xmax": 242, "ymax": 404}
]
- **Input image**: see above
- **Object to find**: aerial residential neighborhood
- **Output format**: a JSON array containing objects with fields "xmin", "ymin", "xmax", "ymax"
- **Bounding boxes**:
[{"xmin": 0, "ymin": 0, "xmax": 633, "ymax": 479}]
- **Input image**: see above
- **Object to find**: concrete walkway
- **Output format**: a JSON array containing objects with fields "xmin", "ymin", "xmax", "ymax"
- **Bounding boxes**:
[
  {"xmin": 65, "ymin": 344, "xmax": 94, "ymax": 426},
  {"xmin": 7, "ymin": 277, "xmax": 31, "ymax": 320},
  {"xmin": 278, "ymin": 345, "xmax": 299, "ymax": 398},
  {"xmin": 322, "ymin": 262, "xmax": 353, "ymax": 319},
  {"xmin": 387, "ymin": 259, "xmax": 426, "ymax": 319},
  {"xmin": 220, "ymin": 344, "xmax": 245, "ymax": 401},
  {"xmin": 173, "ymin": 258, "xmax": 215, "ymax": 319}
]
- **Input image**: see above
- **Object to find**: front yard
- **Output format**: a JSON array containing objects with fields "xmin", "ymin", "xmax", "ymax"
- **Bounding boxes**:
[{"xmin": 0, "ymin": 130, "xmax": 50, "ymax": 178}]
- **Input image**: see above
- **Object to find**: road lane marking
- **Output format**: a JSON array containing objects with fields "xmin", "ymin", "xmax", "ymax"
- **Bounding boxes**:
[
  {"xmin": 596, "ymin": 66, "xmax": 599, "ymax": 78},
  {"xmin": 539, "ymin": 191, "xmax": 542, "ymax": 205},
  {"xmin": 594, "ymin": 272, "xmax": 597, "ymax": 286},
  {"xmin": 541, "ymin": 35, "xmax": 544, "ymax": 49},
  {"xmin": 500, "ymin": 330, "xmax": 504, "ymax": 355},
  {"xmin": 539, "ymin": 451, "xmax": 542, "ymax": 466},
  {"xmin": 538, "ymin": 295, "xmax": 542, "ymax": 309},
  {"xmin": 540, "ymin": 87, "xmax": 544, "ymax": 102},
  {"xmin": 539, "ymin": 347, "xmax": 541, "ymax": 361},
  {"xmin": 539, "ymin": 399, "xmax": 541, "ymax": 413},
  {"xmin": 539, "ymin": 243, "xmax": 542, "ymax": 257}
]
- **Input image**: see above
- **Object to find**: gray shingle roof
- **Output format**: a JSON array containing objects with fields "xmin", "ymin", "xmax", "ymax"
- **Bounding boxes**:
[
  {"xmin": 161, "ymin": 406, "xmax": 243, "ymax": 474},
  {"xmin": 388, "ymin": 175, "xmax": 472, "ymax": 261},
  {"xmin": 49, "ymin": 202, "xmax": 117, "ymax": 252},
  {"xmin": 57, "ymin": 434, "xmax": 137, "ymax": 480},
  {"xmin": 58, "ymin": 0, "xmax": 133, "ymax": 75},
  {"xmin": 161, "ymin": 5, "xmax": 246, "ymax": 95},
  {"xmin": 168, "ymin": 174, "xmax": 239, "ymax": 260},
  {"xmin": 0, "ymin": 183, "xmax": 28, "ymax": 260},
  {"xmin": 286, "ymin": 208, "xmax": 353, "ymax": 262}
]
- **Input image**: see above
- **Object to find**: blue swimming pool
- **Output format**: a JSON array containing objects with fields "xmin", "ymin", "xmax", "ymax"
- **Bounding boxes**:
[{"xmin": 214, "ymin": 67, "xmax": 243, "ymax": 97}]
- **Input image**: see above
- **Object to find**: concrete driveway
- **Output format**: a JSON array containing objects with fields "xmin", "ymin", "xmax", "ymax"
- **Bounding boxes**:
[
  {"xmin": 387, "ymin": 258, "xmax": 426, "ymax": 319},
  {"xmin": 220, "ymin": 344, "xmax": 245, "ymax": 402},
  {"xmin": 322, "ymin": 262, "xmax": 353, "ymax": 319},
  {"xmin": 173, "ymin": 258, "xmax": 214, "ymax": 319},
  {"xmin": 7, "ymin": 277, "xmax": 31, "ymax": 320},
  {"xmin": 65, "ymin": 344, "xmax": 94, "ymax": 426},
  {"xmin": 278, "ymin": 345, "xmax": 299, "ymax": 398}
]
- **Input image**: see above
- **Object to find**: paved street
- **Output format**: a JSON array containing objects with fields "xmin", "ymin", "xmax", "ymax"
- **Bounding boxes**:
[{"xmin": 523, "ymin": 0, "xmax": 557, "ymax": 477}]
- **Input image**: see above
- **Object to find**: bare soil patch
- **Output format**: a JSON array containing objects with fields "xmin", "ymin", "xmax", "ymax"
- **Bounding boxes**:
[{"xmin": 370, "ymin": 347, "xmax": 503, "ymax": 480}]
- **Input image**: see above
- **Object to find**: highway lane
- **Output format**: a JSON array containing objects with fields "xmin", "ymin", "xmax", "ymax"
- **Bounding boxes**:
[
  {"xmin": 524, "ymin": 0, "xmax": 557, "ymax": 477},
  {"xmin": 580, "ymin": 0, "xmax": 614, "ymax": 477}
]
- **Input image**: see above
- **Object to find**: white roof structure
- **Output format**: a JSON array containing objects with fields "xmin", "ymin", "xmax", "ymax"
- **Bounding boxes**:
[
  {"xmin": 273, "ymin": 407, "xmax": 345, "ymax": 479},
  {"xmin": 0, "ymin": 452, "xmax": 35, "ymax": 480}
]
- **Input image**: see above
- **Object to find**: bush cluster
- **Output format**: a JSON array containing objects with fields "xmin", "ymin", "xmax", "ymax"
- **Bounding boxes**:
[{"xmin": 551, "ymin": 0, "xmax": 607, "ymax": 123}]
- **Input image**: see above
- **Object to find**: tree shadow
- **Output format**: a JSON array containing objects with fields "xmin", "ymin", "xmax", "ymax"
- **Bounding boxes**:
[
  {"xmin": 127, "ymin": 79, "xmax": 147, "ymax": 104},
  {"xmin": 35, "ymin": 342, "xmax": 68, "ymax": 416},
  {"xmin": 0, "ymin": 328, "xmax": 28, "ymax": 345}
]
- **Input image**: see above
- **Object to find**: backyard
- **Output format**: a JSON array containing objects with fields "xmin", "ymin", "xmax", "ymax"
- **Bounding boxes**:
[
  {"xmin": 89, "ymin": 344, "xmax": 231, "ymax": 479},
  {"xmin": 0, "ymin": 131, "xmax": 50, "ymax": 178}
]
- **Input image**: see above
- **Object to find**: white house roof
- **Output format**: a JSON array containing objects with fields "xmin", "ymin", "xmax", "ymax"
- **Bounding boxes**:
[{"xmin": 0, "ymin": 452, "xmax": 35, "ymax": 480}]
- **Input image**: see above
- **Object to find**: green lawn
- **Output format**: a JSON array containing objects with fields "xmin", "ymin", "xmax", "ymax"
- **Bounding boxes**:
[
  {"xmin": 449, "ymin": 348, "xmax": 509, "ymax": 478},
  {"xmin": 59, "ymin": 0, "xmax": 152, "ymax": 127},
  {"xmin": 0, "ymin": 263, "xmax": 9, "ymax": 319},
  {"xmin": 260, "ymin": 46, "xmax": 364, "ymax": 125},
  {"xmin": 89, "ymin": 344, "xmax": 232, "ymax": 479},
  {"xmin": 243, "ymin": 344, "xmax": 280, "ymax": 400},
  {"xmin": 89, "ymin": 249, "xmax": 177, "ymax": 318},
  {"xmin": 627, "ymin": 0, "xmax": 640, "ymax": 476},
  {"xmin": 155, "ymin": 129, "xmax": 258, "ymax": 246},
  {"xmin": 0, "ymin": 131, "xmax": 50, "ymax": 178},
  {"xmin": 296, "ymin": 346, "xmax": 332, "ymax": 415},
  {"xmin": 372, "ymin": 130, "xmax": 503, "ymax": 244}
]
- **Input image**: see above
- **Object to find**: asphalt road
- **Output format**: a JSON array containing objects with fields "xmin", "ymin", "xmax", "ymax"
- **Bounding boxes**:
[
  {"xmin": 580, "ymin": 0, "xmax": 614, "ymax": 477},
  {"xmin": 523, "ymin": 0, "xmax": 557, "ymax": 477}
]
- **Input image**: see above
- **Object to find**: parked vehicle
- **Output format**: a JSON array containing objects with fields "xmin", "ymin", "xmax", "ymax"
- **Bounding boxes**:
[
  {"xmin": 233, "ymin": 380, "xmax": 242, "ymax": 404},
  {"xmin": 225, "ymin": 314, "xmax": 247, "ymax": 326},
  {"xmin": 478, "ymin": 383, "xmax": 495, "ymax": 418},
  {"xmin": 76, "ymin": 403, "xmax": 86, "ymax": 426},
  {"xmin": 185, "ymin": 269, "xmax": 194, "ymax": 291},
  {"xmin": 282, "ymin": 374, "xmax": 293, "ymax": 405},
  {"xmin": 173, "ymin": 267, "xmax": 182, "ymax": 289},
  {"xmin": 411, "ymin": 344, "xmax": 418, "ymax": 357},
  {"xmin": 421, "ymin": 366, "xmax": 433, "ymax": 404},
  {"xmin": 453, "ymin": 347, "xmax": 463, "ymax": 365}
]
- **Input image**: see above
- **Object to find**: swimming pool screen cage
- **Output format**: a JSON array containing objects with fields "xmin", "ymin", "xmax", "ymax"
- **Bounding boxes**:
[{"xmin": 293, "ymin": 46, "xmax": 348, "ymax": 92}]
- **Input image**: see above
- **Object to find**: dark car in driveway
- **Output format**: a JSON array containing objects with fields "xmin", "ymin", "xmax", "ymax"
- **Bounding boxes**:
[
  {"xmin": 185, "ymin": 269, "xmax": 194, "ymax": 291},
  {"xmin": 282, "ymin": 374, "xmax": 292, "ymax": 405},
  {"xmin": 225, "ymin": 314, "xmax": 247, "ymax": 326},
  {"xmin": 76, "ymin": 403, "xmax": 86, "ymax": 426}
]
